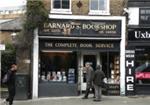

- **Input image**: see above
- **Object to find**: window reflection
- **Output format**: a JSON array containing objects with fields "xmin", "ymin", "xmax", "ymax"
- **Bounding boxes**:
[
  {"xmin": 90, "ymin": 0, "xmax": 106, "ymax": 10},
  {"xmin": 135, "ymin": 48, "xmax": 150, "ymax": 84},
  {"xmin": 39, "ymin": 52, "xmax": 77, "ymax": 83},
  {"xmin": 53, "ymin": 0, "xmax": 70, "ymax": 9}
]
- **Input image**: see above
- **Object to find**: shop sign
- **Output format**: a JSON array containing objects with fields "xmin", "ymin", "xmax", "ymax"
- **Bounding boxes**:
[
  {"xmin": 0, "ymin": 44, "xmax": 5, "ymax": 50},
  {"xmin": 107, "ymin": 84, "xmax": 120, "ymax": 95},
  {"xmin": 139, "ymin": 8, "xmax": 150, "ymax": 25},
  {"xmin": 128, "ymin": 29, "xmax": 150, "ymax": 41},
  {"xmin": 40, "ymin": 39, "xmax": 120, "ymax": 51},
  {"xmin": 39, "ymin": 19, "xmax": 121, "ymax": 37},
  {"xmin": 125, "ymin": 50, "xmax": 135, "ymax": 95}
]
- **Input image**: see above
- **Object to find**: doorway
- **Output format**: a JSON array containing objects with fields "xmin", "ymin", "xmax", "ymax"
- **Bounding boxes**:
[
  {"xmin": 83, "ymin": 55, "xmax": 96, "ymax": 70},
  {"xmin": 80, "ymin": 52, "xmax": 100, "ymax": 91}
]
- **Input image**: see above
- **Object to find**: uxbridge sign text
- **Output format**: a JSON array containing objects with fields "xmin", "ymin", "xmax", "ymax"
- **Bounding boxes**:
[
  {"xmin": 128, "ymin": 29, "xmax": 150, "ymax": 41},
  {"xmin": 135, "ymin": 31, "xmax": 150, "ymax": 39}
]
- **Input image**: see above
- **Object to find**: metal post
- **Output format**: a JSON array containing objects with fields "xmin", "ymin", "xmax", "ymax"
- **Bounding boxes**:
[
  {"xmin": 0, "ymin": 28, "xmax": 1, "ymax": 80},
  {"xmin": 0, "ymin": 51, "xmax": 1, "ymax": 79},
  {"xmin": 107, "ymin": 52, "xmax": 109, "ymax": 78},
  {"xmin": 0, "ymin": 44, "xmax": 5, "ymax": 79},
  {"xmin": 80, "ymin": 66, "xmax": 83, "ymax": 95}
]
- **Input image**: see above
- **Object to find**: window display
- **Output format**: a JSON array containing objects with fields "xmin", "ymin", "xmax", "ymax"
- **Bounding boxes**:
[
  {"xmin": 111, "ymin": 56, "xmax": 120, "ymax": 84},
  {"xmin": 39, "ymin": 52, "xmax": 77, "ymax": 83},
  {"xmin": 101, "ymin": 52, "xmax": 120, "ymax": 84},
  {"xmin": 135, "ymin": 63, "xmax": 150, "ymax": 79},
  {"xmin": 40, "ymin": 71, "xmax": 67, "ymax": 82},
  {"xmin": 101, "ymin": 52, "xmax": 120, "ymax": 95},
  {"xmin": 68, "ymin": 68, "xmax": 75, "ymax": 84}
]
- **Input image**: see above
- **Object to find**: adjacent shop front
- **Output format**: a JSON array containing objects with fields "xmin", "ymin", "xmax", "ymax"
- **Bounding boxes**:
[
  {"xmin": 126, "ymin": 28, "xmax": 150, "ymax": 95},
  {"xmin": 32, "ymin": 16, "xmax": 126, "ymax": 98}
]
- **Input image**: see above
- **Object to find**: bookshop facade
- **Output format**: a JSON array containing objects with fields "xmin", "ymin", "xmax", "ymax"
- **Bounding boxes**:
[{"xmin": 32, "ymin": 15, "xmax": 126, "ymax": 98}]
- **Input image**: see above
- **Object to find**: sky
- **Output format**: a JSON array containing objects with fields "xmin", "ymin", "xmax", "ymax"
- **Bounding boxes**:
[{"xmin": 0, "ymin": 0, "xmax": 26, "ymax": 8}]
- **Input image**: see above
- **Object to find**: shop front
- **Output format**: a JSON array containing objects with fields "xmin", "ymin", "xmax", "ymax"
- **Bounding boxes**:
[
  {"xmin": 126, "ymin": 28, "xmax": 150, "ymax": 95},
  {"xmin": 32, "ymin": 16, "xmax": 126, "ymax": 98}
]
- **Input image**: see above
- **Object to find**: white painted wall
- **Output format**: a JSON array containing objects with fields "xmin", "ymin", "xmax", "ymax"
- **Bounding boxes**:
[
  {"xmin": 128, "ymin": 7, "xmax": 139, "ymax": 25},
  {"xmin": 32, "ymin": 28, "xmax": 39, "ymax": 99},
  {"xmin": 120, "ymin": 17, "xmax": 126, "ymax": 95}
]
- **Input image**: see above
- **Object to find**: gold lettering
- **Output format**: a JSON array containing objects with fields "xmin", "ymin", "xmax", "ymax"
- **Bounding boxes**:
[
  {"xmin": 82, "ymin": 24, "xmax": 117, "ymax": 31},
  {"xmin": 56, "ymin": 23, "xmax": 61, "ymax": 28},
  {"xmin": 66, "ymin": 23, "xmax": 70, "ymax": 28},
  {"xmin": 61, "ymin": 24, "xmax": 66, "ymax": 29},
  {"xmin": 52, "ymin": 23, "xmax": 57, "ymax": 28},
  {"xmin": 43, "ymin": 22, "xmax": 118, "ymax": 33},
  {"xmin": 82, "ymin": 24, "xmax": 88, "ymax": 29},
  {"xmin": 44, "ymin": 22, "xmax": 75, "ymax": 29},
  {"xmin": 55, "ymin": 43, "xmax": 77, "ymax": 48},
  {"xmin": 45, "ymin": 43, "xmax": 53, "ymax": 47},
  {"xmin": 80, "ymin": 43, "xmax": 93, "ymax": 48},
  {"xmin": 96, "ymin": 43, "xmax": 114, "ymax": 48},
  {"xmin": 51, "ymin": 29, "xmax": 61, "ymax": 32},
  {"xmin": 100, "ymin": 25, "xmax": 106, "ymax": 30}
]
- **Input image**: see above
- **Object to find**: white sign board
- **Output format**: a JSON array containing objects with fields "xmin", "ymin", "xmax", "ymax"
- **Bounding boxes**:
[{"xmin": 0, "ymin": 44, "xmax": 5, "ymax": 50}]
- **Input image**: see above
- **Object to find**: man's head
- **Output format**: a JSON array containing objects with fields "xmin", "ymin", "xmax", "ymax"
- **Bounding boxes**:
[
  {"xmin": 96, "ymin": 65, "xmax": 102, "ymax": 70},
  {"xmin": 85, "ymin": 62, "xmax": 90, "ymax": 68},
  {"xmin": 11, "ymin": 64, "xmax": 17, "ymax": 71}
]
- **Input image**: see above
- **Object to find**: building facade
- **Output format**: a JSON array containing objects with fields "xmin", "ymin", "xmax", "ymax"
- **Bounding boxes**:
[
  {"xmin": 31, "ymin": 0, "xmax": 126, "ymax": 99},
  {"xmin": 126, "ymin": 0, "xmax": 150, "ymax": 95}
]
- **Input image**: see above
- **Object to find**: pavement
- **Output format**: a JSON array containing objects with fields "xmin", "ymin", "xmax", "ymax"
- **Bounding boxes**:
[{"xmin": 1, "ymin": 95, "xmax": 150, "ymax": 105}]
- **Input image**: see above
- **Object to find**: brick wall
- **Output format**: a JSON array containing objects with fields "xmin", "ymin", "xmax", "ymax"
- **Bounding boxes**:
[
  {"xmin": 72, "ymin": 0, "xmax": 89, "ymax": 15},
  {"xmin": 0, "ymin": 14, "xmax": 23, "ymax": 19},
  {"xmin": 110, "ymin": 0, "xmax": 126, "ymax": 16},
  {"xmin": 44, "ymin": 0, "xmax": 126, "ymax": 16},
  {"xmin": 43, "ymin": 0, "xmax": 51, "ymax": 11},
  {"xmin": 0, "ymin": 32, "xmax": 12, "ymax": 43},
  {"xmin": 0, "ymin": 0, "xmax": 127, "ymax": 19}
]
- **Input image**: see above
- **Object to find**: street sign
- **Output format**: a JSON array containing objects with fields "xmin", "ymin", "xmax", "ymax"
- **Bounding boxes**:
[{"xmin": 0, "ymin": 44, "xmax": 5, "ymax": 50}]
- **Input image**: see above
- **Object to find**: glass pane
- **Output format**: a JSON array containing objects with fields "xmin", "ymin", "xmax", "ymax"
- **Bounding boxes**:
[
  {"xmin": 99, "ymin": 0, "xmax": 105, "ymax": 10},
  {"xmin": 39, "ymin": 52, "xmax": 77, "ymax": 83},
  {"xmin": 62, "ymin": 0, "xmax": 69, "ymax": 9},
  {"xmin": 135, "ymin": 47, "xmax": 150, "ymax": 84},
  {"xmin": 91, "ymin": 0, "xmax": 98, "ymax": 10},
  {"xmin": 54, "ymin": 0, "xmax": 61, "ymax": 9}
]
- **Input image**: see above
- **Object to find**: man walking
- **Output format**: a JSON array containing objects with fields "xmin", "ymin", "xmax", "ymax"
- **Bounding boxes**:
[
  {"xmin": 82, "ymin": 62, "xmax": 95, "ymax": 99},
  {"xmin": 4, "ymin": 64, "xmax": 17, "ymax": 105},
  {"xmin": 93, "ymin": 65, "xmax": 105, "ymax": 101}
]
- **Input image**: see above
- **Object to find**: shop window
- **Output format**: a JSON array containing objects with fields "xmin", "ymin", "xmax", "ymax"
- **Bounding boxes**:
[
  {"xmin": 101, "ymin": 52, "xmax": 120, "ymax": 95},
  {"xmin": 51, "ymin": 0, "xmax": 72, "ymax": 14},
  {"xmin": 89, "ymin": 0, "xmax": 110, "ymax": 15},
  {"xmin": 39, "ymin": 52, "xmax": 77, "ymax": 84},
  {"xmin": 101, "ymin": 52, "xmax": 120, "ymax": 84},
  {"xmin": 135, "ymin": 48, "xmax": 150, "ymax": 84},
  {"xmin": 139, "ymin": 8, "xmax": 150, "ymax": 25}
]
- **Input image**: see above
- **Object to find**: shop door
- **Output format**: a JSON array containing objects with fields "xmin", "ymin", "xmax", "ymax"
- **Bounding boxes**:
[{"xmin": 80, "ymin": 52, "xmax": 100, "ymax": 91}]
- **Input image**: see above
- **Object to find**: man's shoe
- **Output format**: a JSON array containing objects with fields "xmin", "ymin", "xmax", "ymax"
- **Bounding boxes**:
[
  {"xmin": 93, "ymin": 99, "xmax": 101, "ymax": 102},
  {"xmin": 3, "ymin": 100, "xmax": 9, "ymax": 105},
  {"xmin": 93, "ymin": 96, "xmax": 96, "ymax": 98},
  {"xmin": 82, "ymin": 97, "xmax": 88, "ymax": 99}
]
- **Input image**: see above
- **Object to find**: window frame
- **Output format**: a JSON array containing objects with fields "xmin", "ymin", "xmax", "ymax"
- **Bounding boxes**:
[
  {"xmin": 89, "ymin": 0, "xmax": 110, "ymax": 15},
  {"xmin": 51, "ymin": 0, "xmax": 72, "ymax": 14},
  {"xmin": 139, "ymin": 7, "xmax": 150, "ymax": 25}
]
